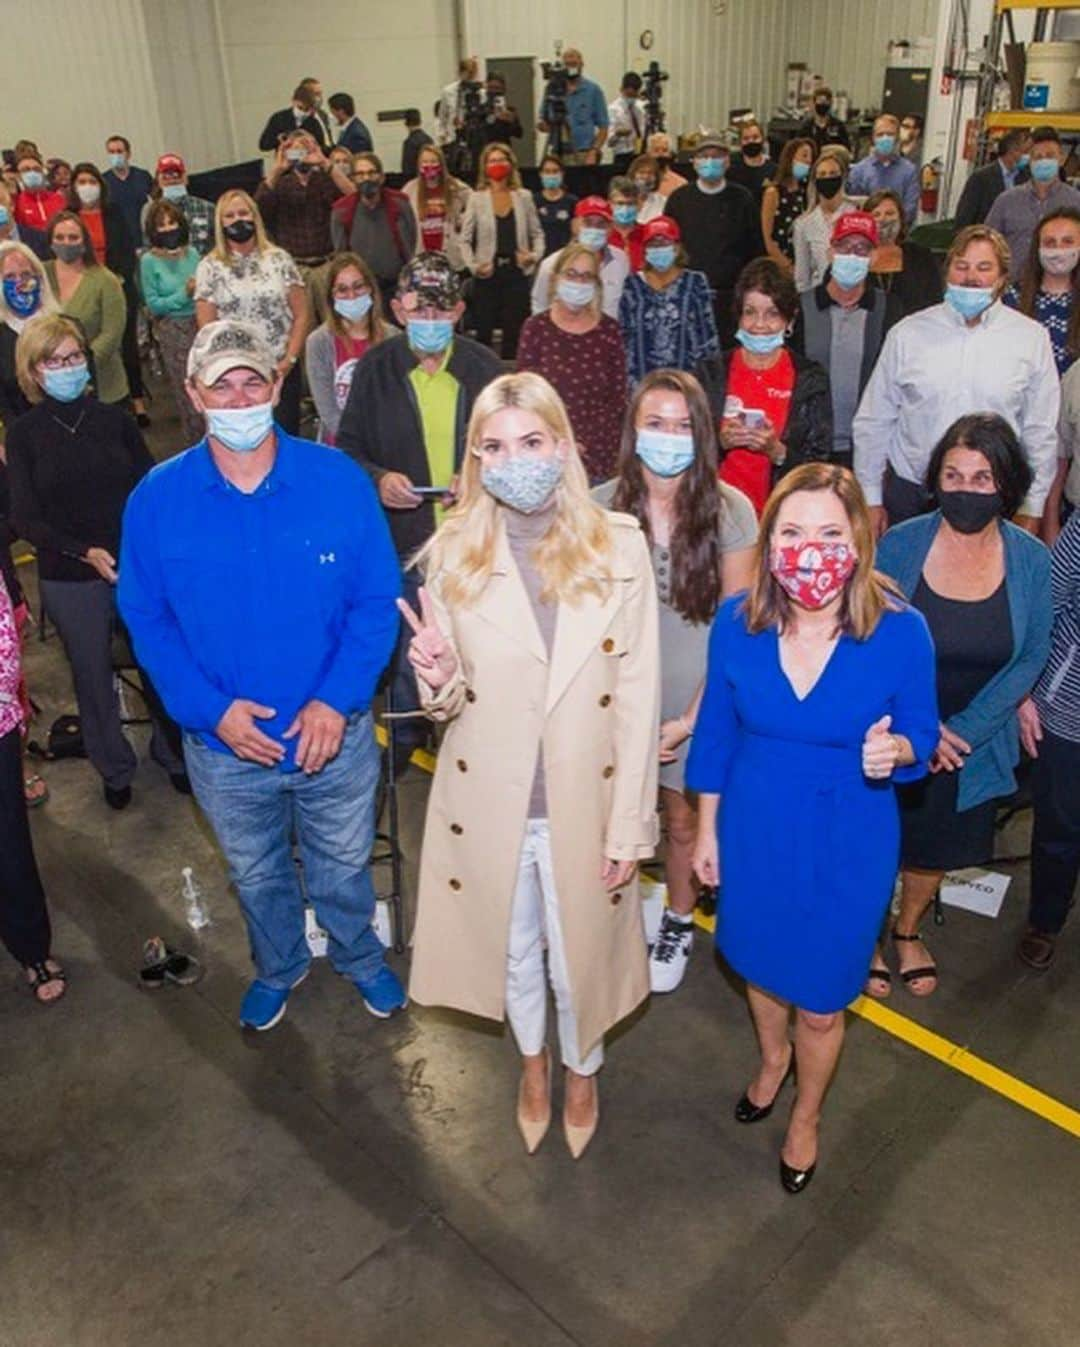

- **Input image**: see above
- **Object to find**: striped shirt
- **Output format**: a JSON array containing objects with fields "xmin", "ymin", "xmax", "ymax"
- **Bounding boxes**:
[{"xmin": 1034, "ymin": 510, "xmax": 1080, "ymax": 742}]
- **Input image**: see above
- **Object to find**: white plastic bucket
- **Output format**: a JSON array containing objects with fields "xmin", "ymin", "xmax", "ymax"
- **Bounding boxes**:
[{"xmin": 1024, "ymin": 42, "xmax": 1080, "ymax": 112}]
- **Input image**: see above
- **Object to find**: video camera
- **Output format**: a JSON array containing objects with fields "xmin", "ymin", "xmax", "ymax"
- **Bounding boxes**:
[
  {"xmin": 643, "ymin": 59, "xmax": 669, "ymax": 135},
  {"xmin": 541, "ymin": 44, "xmax": 570, "ymax": 154},
  {"xmin": 447, "ymin": 78, "xmax": 487, "ymax": 181}
]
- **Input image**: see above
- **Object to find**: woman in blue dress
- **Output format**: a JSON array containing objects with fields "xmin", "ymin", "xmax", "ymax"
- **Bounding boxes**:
[{"xmin": 687, "ymin": 463, "xmax": 938, "ymax": 1194}]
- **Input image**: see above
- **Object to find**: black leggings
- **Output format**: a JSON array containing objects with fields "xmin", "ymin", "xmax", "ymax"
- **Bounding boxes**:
[
  {"xmin": 121, "ymin": 276, "xmax": 145, "ymax": 401},
  {"xmin": 0, "ymin": 727, "xmax": 51, "ymax": 967},
  {"xmin": 471, "ymin": 265, "xmax": 529, "ymax": 359}
]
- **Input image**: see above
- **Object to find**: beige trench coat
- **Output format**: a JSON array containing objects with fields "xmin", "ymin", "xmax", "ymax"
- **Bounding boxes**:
[{"xmin": 408, "ymin": 511, "xmax": 661, "ymax": 1060}]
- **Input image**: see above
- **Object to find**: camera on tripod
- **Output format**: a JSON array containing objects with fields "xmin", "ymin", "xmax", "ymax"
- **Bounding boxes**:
[{"xmin": 643, "ymin": 59, "xmax": 669, "ymax": 135}]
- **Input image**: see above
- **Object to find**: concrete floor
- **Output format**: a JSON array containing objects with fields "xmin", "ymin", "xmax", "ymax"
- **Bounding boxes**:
[{"xmin": 4, "ymin": 386, "xmax": 1080, "ymax": 1347}]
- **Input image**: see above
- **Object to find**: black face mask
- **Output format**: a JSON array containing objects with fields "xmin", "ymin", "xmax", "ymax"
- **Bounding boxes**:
[
  {"xmin": 815, "ymin": 100, "xmax": 832, "ymax": 116},
  {"xmin": 359, "ymin": 180, "xmax": 381, "ymax": 200},
  {"xmin": 816, "ymin": 175, "xmax": 843, "ymax": 200},
  {"xmin": 295, "ymin": 161, "xmax": 313, "ymax": 174},
  {"xmin": 938, "ymin": 489, "xmax": 1002, "ymax": 534},
  {"xmin": 154, "ymin": 227, "xmax": 182, "ymax": 250},
  {"xmin": 223, "ymin": 219, "xmax": 256, "ymax": 243},
  {"xmin": 742, "ymin": 141, "xmax": 764, "ymax": 159}
]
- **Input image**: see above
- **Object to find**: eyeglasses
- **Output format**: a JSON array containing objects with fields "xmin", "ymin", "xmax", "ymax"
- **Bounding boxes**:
[
  {"xmin": 332, "ymin": 282, "xmax": 371, "ymax": 298},
  {"xmin": 41, "ymin": 352, "xmax": 86, "ymax": 369},
  {"xmin": 353, "ymin": 168, "xmax": 381, "ymax": 180},
  {"xmin": 562, "ymin": 268, "xmax": 597, "ymax": 282}
]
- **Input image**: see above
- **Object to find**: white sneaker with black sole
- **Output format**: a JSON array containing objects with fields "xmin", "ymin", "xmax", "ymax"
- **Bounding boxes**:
[{"xmin": 649, "ymin": 911, "xmax": 694, "ymax": 993}]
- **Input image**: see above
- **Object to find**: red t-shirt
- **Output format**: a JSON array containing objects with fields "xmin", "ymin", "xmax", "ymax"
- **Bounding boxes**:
[
  {"xmin": 81, "ymin": 209, "xmax": 107, "ymax": 265},
  {"xmin": 719, "ymin": 347, "xmax": 796, "ymax": 514},
  {"xmin": 326, "ymin": 333, "xmax": 371, "ymax": 445},
  {"xmin": 418, "ymin": 193, "xmax": 448, "ymax": 253}
]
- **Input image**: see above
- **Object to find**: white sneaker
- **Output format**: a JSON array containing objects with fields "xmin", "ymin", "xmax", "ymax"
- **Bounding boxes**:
[{"xmin": 649, "ymin": 911, "xmax": 694, "ymax": 993}]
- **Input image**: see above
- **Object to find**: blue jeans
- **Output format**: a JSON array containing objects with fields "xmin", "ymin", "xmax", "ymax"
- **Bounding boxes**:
[{"xmin": 184, "ymin": 712, "xmax": 386, "ymax": 989}]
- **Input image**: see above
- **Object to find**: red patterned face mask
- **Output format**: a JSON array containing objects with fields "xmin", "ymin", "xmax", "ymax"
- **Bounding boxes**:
[{"xmin": 769, "ymin": 541, "xmax": 857, "ymax": 609}]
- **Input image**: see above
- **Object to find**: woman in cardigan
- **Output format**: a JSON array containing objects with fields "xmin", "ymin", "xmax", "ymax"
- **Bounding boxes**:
[
  {"xmin": 459, "ymin": 143, "xmax": 544, "ymax": 358},
  {"xmin": 43, "ymin": 212, "xmax": 128, "ymax": 406},
  {"xmin": 139, "ymin": 199, "xmax": 203, "ymax": 443},
  {"xmin": 404, "ymin": 371, "xmax": 660, "ymax": 1159},
  {"xmin": 305, "ymin": 252, "xmax": 390, "ymax": 445},
  {"xmin": 869, "ymin": 414, "xmax": 1052, "ymax": 997},
  {"xmin": 866, "ymin": 188, "xmax": 943, "ymax": 319}
]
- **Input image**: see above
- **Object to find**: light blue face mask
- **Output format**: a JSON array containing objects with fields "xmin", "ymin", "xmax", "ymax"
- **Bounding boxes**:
[
  {"xmin": 646, "ymin": 245, "xmax": 676, "ymax": 272},
  {"xmin": 613, "ymin": 203, "xmax": 638, "ymax": 227},
  {"xmin": 43, "ymin": 362, "xmax": 90, "ymax": 402},
  {"xmin": 945, "ymin": 283, "xmax": 995, "ymax": 320},
  {"xmin": 695, "ymin": 156, "xmax": 726, "ymax": 181},
  {"xmin": 205, "ymin": 402, "xmax": 275, "ymax": 452},
  {"xmin": 578, "ymin": 226, "xmax": 608, "ymax": 252},
  {"xmin": 555, "ymin": 278, "xmax": 596, "ymax": 309},
  {"xmin": 540, "ymin": 174, "xmax": 562, "ymax": 191},
  {"xmin": 1031, "ymin": 157, "xmax": 1059, "ymax": 183},
  {"xmin": 334, "ymin": 293, "xmax": 373, "ymax": 323},
  {"xmin": 736, "ymin": 327, "xmax": 786, "ymax": 356},
  {"xmin": 20, "ymin": 170, "xmax": 44, "ymax": 191},
  {"xmin": 482, "ymin": 455, "xmax": 563, "ymax": 513},
  {"xmin": 792, "ymin": 161, "xmax": 811, "ymax": 182},
  {"xmin": 831, "ymin": 252, "xmax": 871, "ymax": 289},
  {"xmin": 0, "ymin": 206, "xmax": 9, "ymax": 228},
  {"xmin": 108, "ymin": 152, "xmax": 127, "ymax": 171},
  {"xmin": 162, "ymin": 183, "xmax": 187, "ymax": 202},
  {"xmin": 635, "ymin": 428, "xmax": 695, "ymax": 478},
  {"xmin": 874, "ymin": 135, "xmax": 897, "ymax": 157},
  {"xmin": 407, "ymin": 317, "xmax": 454, "ymax": 355},
  {"xmin": 1017, "ymin": 153, "xmax": 1031, "ymax": 172}
]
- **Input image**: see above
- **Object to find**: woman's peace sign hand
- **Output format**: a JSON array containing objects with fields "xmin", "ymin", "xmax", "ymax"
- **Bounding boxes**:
[{"xmin": 397, "ymin": 587, "xmax": 458, "ymax": 691}]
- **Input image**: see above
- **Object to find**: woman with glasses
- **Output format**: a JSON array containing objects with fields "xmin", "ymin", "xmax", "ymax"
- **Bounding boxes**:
[
  {"xmin": 0, "ymin": 241, "xmax": 55, "ymax": 427},
  {"xmin": 43, "ymin": 212, "xmax": 128, "ymax": 407},
  {"xmin": 306, "ymin": 252, "xmax": 390, "ymax": 444},
  {"xmin": 516, "ymin": 242, "xmax": 627, "ymax": 483}
]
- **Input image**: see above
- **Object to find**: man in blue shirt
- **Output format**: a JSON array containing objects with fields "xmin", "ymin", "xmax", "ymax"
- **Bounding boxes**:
[
  {"xmin": 847, "ymin": 113, "xmax": 919, "ymax": 225},
  {"xmin": 538, "ymin": 47, "xmax": 608, "ymax": 167},
  {"xmin": 102, "ymin": 134, "xmax": 154, "ymax": 245},
  {"xmin": 118, "ymin": 320, "xmax": 405, "ymax": 1032},
  {"xmin": 328, "ymin": 91, "xmax": 374, "ymax": 154}
]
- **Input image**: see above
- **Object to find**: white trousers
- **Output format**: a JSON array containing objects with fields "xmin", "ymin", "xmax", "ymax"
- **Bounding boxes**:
[{"xmin": 505, "ymin": 819, "xmax": 604, "ymax": 1075}]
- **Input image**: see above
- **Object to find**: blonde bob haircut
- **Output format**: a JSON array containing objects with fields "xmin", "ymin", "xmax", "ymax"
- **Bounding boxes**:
[
  {"xmin": 550, "ymin": 242, "xmax": 604, "ymax": 316},
  {"xmin": 210, "ymin": 189, "xmax": 271, "ymax": 263},
  {"xmin": 415, "ymin": 371, "xmax": 614, "ymax": 608},
  {"xmin": 16, "ymin": 312, "xmax": 87, "ymax": 404},
  {"xmin": 743, "ymin": 462, "xmax": 903, "ymax": 640},
  {"xmin": 946, "ymin": 223, "xmax": 1011, "ymax": 281},
  {"xmin": 476, "ymin": 142, "xmax": 523, "ymax": 192},
  {"xmin": 0, "ymin": 240, "xmax": 57, "ymax": 328}
]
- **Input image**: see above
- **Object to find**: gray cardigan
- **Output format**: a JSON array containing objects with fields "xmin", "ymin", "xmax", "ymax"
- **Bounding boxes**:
[
  {"xmin": 459, "ymin": 189, "xmax": 545, "ymax": 276},
  {"xmin": 305, "ymin": 319, "xmax": 392, "ymax": 441}
]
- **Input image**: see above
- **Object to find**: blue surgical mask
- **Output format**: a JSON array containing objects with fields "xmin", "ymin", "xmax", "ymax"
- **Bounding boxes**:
[
  {"xmin": 1031, "ymin": 157, "xmax": 1059, "ymax": 183},
  {"xmin": 874, "ymin": 135, "xmax": 897, "ymax": 157},
  {"xmin": 482, "ymin": 455, "xmax": 563, "ymax": 513},
  {"xmin": 162, "ymin": 183, "xmax": 186, "ymax": 202},
  {"xmin": 555, "ymin": 277, "xmax": 596, "ymax": 309},
  {"xmin": 20, "ymin": 170, "xmax": 44, "ymax": 191},
  {"xmin": 613, "ymin": 203, "xmax": 638, "ymax": 227},
  {"xmin": 334, "ymin": 293, "xmax": 373, "ymax": 323},
  {"xmin": 205, "ymin": 402, "xmax": 275, "ymax": 453},
  {"xmin": 945, "ymin": 283, "xmax": 995, "ymax": 320},
  {"xmin": 578, "ymin": 226, "xmax": 608, "ymax": 251},
  {"xmin": 43, "ymin": 361, "xmax": 90, "ymax": 401},
  {"xmin": 407, "ymin": 317, "xmax": 454, "ymax": 355},
  {"xmin": 1017, "ymin": 153, "xmax": 1031, "ymax": 172},
  {"xmin": 635, "ymin": 428, "xmax": 695, "ymax": 478},
  {"xmin": 108, "ymin": 152, "xmax": 127, "ymax": 171},
  {"xmin": 736, "ymin": 327, "xmax": 786, "ymax": 356},
  {"xmin": 792, "ymin": 160, "xmax": 811, "ymax": 182},
  {"xmin": 0, "ymin": 206, "xmax": 10, "ymax": 227},
  {"xmin": 540, "ymin": 173, "xmax": 562, "ymax": 191},
  {"xmin": 695, "ymin": 157, "xmax": 726, "ymax": 181},
  {"xmin": 3, "ymin": 275, "xmax": 41, "ymax": 316},
  {"xmin": 646, "ymin": 245, "xmax": 676, "ymax": 271},
  {"xmin": 831, "ymin": 253, "xmax": 870, "ymax": 289}
]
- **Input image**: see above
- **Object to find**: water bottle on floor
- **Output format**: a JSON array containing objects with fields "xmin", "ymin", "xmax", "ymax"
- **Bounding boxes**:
[{"xmin": 181, "ymin": 866, "xmax": 210, "ymax": 931}]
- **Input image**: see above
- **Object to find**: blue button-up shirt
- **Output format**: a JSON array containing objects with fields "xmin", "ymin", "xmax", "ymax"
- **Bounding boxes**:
[
  {"xmin": 847, "ymin": 151, "xmax": 919, "ymax": 224},
  {"xmin": 539, "ymin": 75, "xmax": 609, "ymax": 152},
  {"xmin": 118, "ymin": 429, "xmax": 401, "ymax": 765}
]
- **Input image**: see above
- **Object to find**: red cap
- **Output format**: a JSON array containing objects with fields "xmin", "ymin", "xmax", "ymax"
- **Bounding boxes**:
[
  {"xmin": 642, "ymin": 216, "xmax": 681, "ymax": 244},
  {"xmin": 574, "ymin": 195, "xmax": 612, "ymax": 222},
  {"xmin": 831, "ymin": 210, "xmax": 878, "ymax": 246},
  {"xmin": 156, "ymin": 153, "xmax": 186, "ymax": 177}
]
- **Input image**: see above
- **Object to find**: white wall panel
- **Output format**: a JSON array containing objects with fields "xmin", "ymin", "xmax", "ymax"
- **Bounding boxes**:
[{"xmin": 142, "ymin": 0, "xmax": 235, "ymax": 172}]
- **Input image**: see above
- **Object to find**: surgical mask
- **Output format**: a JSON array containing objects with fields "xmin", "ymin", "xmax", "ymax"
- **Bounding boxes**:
[
  {"xmin": 162, "ymin": 183, "xmax": 186, "ymax": 202},
  {"xmin": 742, "ymin": 141, "xmax": 764, "ymax": 159},
  {"xmin": 1031, "ymin": 157, "xmax": 1059, "ymax": 184},
  {"xmin": 877, "ymin": 218, "xmax": 902, "ymax": 245},
  {"xmin": 108, "ymin": 152, "xmax": 127, "ymax": 171},
  {"xmin": 555, "ymin": 277, "xmax": 596, "ymax": 308},
  {"xmin": 52, "ymin": 242, "xmax": 84, "ymax": 264},
  {"xmin": 42, "ymin": 361, "xmax": 90, "ymax": 401},
  {"xmin": 205, "ymin": 402, "xmax": 275, "ymax": 453},
  {"xmin": 407, "ymin": 317, "xmax": 454, "ymax": 355},
  {"xmin": 75, "ymin": 182, "xmax": 101, "ymax": 207},
  {"xmin": 21, "ymin": 170, "xmax": 45, "ymax": 190},
  {"xmin": 1017, "ymin": 153, "xmax": 1031, "ymax": 172},
  {"xmin": 634, "ymin": 177, "xmax": 656, "ymax": 194},
  {"xmin": 736, "ymin": 327, "xmax": 785, "ymax": 356},
  {"xmin": 153, "ymin": 227, "xmax": 182, "ymax": 250},
  {"xmin": 770, "ymin": 541, "xmax": 856, "ymax": 609},
  {"xmin": 482, "ymin": 455, "xmax": 563, "ymax": 513},
  {"xmin": 540, "ymin": 173, "xmax": 562, "ymax": 191},
  {"xmin": 579, "ymin": 226, "xmax": 608, "ymax": 251},
  {"xmin": 874, "ymin": 135, "xmax": 897, "ymax": 157},
  {"xmin": 792, "ymin": 161, "xmax": 811, "ymax": 182},
  {"xmin": 223, "ymin": 219, "xmax": 256, "ymax": 244},
  {"xmin": 635, "ymin": 428, "xmax": 695, "ymax": 478},
  {"xmin": 285, "ymin": 148, "xmax": 304, "ymax": 163},
  {"xmin": 946, "ymin": 283, "xmax": 995, "ymax": 320},
  {"xmin": 816, "ymin": 175, "xmax": 843, "ymax": 200},
  {"xmin": 334, "ymin": 293, "xmax": 373, "ymax": 323},
  {"xmin": 695, "ymin": 157, "xmax": 726, "ymax": 181},
  {"xmin": 938, "ymin": 489, "xmax": 1002, "ymax": 534},
  {"xmin": 0, "ymin": 206, "xmax": 9, "ymax": 228},
  {"xmin": 1040, "ymin": 246, "xmax": 1080, "ymax": 275},
  {"xmin": 831, "ymin": 253, "xmax": 870, "ymax": 289},
  {"xmin": 613, "ymin": 203, "xmax": 638, "ymax": 227},
  {"xmin": 646, "ymin": 245, "xmax": 676, "ymax": 271},
  {"xmin": 3, "ymin": 275, "xmax": 40, "ymax": 315}
]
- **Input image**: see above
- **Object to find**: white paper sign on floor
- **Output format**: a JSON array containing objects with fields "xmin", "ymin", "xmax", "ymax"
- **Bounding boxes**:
[
  {"xmin": 939, "ymin": 867, "xmax": 1012, "ymax": 920},
  {"xmin": 305, "ymin": 901, "xmax": 393, "ymax": 957}
]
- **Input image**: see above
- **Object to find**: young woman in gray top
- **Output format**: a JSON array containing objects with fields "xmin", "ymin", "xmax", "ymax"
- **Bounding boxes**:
[{"xmin": 305, "ymin": 252, "xmax": 390, "ymax": 444}]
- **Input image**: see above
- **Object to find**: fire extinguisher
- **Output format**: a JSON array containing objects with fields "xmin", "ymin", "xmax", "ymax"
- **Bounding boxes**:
[{"xmin": 921, "ymin": 161, "xmax": 940, "ymax": 214}]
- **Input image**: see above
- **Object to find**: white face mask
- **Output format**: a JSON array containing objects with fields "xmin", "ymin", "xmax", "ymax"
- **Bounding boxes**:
[
  {"xmin": 75, "ymin": 182, "xmax": 101, "ymax": 207},
  {"xmin": 1040, "ymin": 246, "xmax": 1080, "ymax": 276}
]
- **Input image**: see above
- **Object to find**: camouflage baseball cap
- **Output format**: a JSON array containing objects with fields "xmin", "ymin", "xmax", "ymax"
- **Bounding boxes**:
[
  {"xmin": 186, "ymin": 320, "xmax": 277, "ymax": 384},
  {"xmin": 396, "ymin": 250, "xmax": 461, "ymax": 309}
]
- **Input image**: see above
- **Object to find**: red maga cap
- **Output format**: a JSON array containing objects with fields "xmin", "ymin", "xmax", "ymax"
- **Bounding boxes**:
[
  {"xmin": 642, "ymin": 216, "xmax": 681, "ymax": 244},
  {"xmin": 156, "ymin": 153, "xmax": 186, "ymax": 176},
  {"xmin": 831, "ymin": 210, "xmax": 878, "ymax": 246},
  {"xmin": 574, "ymin": 195, "xmax": 612, "ymax": 221}
]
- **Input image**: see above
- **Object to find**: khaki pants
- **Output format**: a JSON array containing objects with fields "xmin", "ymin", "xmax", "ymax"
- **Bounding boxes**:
[{"xmin": 297, "ymin": 259, "xmax": 332, "ymax": 327}]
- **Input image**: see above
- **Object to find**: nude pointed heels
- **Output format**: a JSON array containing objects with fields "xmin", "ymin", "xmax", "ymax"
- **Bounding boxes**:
[
  {"xmin": 517, "ymin": 1048, "xmax": 552, "ymax": 1154},
  {"xmin": 563, "ymin": 1071, "xmax": 599, "ymax": 1160}
]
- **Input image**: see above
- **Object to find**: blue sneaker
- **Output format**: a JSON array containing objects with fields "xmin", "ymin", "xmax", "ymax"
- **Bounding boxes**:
[
  {"xmin": 239, "ymin": 969, "xmax": 308, "ymax": 1031},
  {"xmin": 354, "ymin": 964, "xmax": 407, "ymax": 1018}
]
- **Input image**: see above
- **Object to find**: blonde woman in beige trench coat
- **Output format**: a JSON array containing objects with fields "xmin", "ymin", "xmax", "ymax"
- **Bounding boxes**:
[{"xmin": 400, "ymin": 371, "xmax": 661, "ymax": 1159}]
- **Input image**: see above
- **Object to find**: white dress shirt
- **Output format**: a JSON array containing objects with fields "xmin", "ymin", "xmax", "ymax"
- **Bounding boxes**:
[
  {"xmin": 531, "ymin": 245, "xmax": 630, "ymax": 321},
  {"xmin": 852, "ymin": 299, "xmax": 1060, "ymax": 516},
  {"xmin": 793, "ymin": 200, "xmax": 856, "ymax": 292},
  {"xmin": 607, "ymin": 96, "xmax": 647, "ymax": 157}
]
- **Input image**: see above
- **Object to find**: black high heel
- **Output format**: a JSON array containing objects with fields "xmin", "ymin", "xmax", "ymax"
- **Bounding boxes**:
[
  {"xmin": 779, "ymin": 1155, "xmax": 817, "ymax": 1195},
  {"xmin": 734, "ymin": 1047, "xmax": 794, "ymax": 1123}
]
